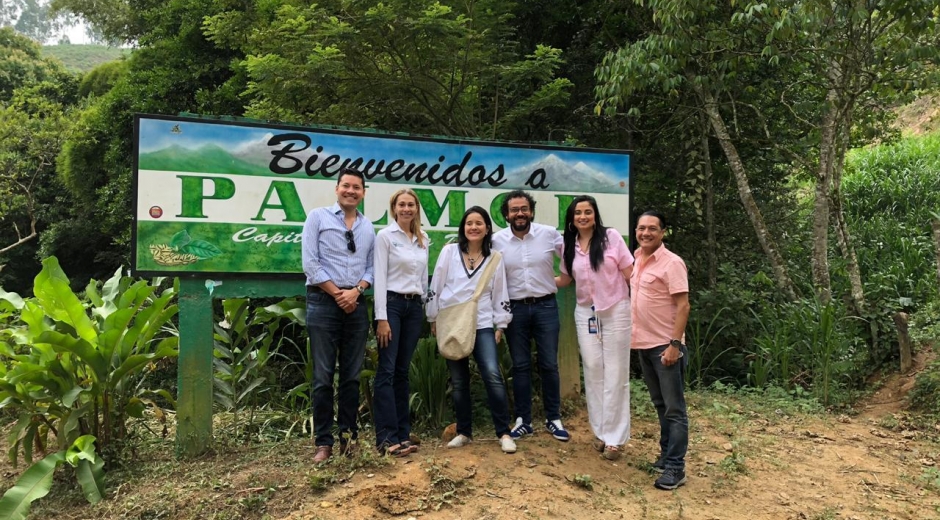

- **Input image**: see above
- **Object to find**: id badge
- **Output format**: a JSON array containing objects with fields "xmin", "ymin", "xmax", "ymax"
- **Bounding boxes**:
[{"xmin": 588, "ymin": 316, "xmax": 598, "ymax": 334}]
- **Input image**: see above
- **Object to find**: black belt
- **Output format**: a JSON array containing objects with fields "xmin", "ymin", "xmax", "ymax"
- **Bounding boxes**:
[
  {"xmin": 510, "ymin": 294, "xmax": 555, "ymax": 305},
  {"xmin": 388, "ymin": 291, "xmax": 421, "ymax": 300}
]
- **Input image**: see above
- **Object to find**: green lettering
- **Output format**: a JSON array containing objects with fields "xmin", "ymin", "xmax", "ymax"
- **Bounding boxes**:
[
  {"xmin": 177, "ymin": 176, "xmax": 236, "ymax": 219},
  {"xmin": 489, "ymin": 193, "xmax": 509, "ymax": 228},
  {"xmin": 252, "ymin": 181, "xmax": 307, "ymax": 222},
  {"xmin": 414, "ymin": 189, "xmax": 466, "ymax": 227},
  {"xmin": 555, "ymin": 194, "xmax": 577, "ymax": 231},
  {"xmin": 372, "ymin": 210, "xmax": 389, "ymax": 226}
]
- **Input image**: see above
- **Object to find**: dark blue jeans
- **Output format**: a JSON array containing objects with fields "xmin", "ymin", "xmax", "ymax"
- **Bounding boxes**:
[
  {"xmin": 638, "ymin": 344, "xmax": 689, "ymax": 470},
  {"xmin": 306, "ymin": 289, "xmax": 369, "ymax": 447},
  {"xmin": 506, "ymin": 298, "xmax": 561, "ymax": 424},
  {"xmin": 373, "ymin": 295, "xmax": 424, "ymax": 447},
  {"xmin": 447, "ymin": 328, "xmax": 511, "ymax": 438}
]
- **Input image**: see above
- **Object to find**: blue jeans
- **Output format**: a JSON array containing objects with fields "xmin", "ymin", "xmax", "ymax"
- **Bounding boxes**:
[
  {"xmin": 306, "ymin": 288, "xmax": 369, "ymax": 447},
  {"xmin": 638, "ymin": 344, "xmax": 689, "ymax": 470},
  {"xmin": 373, "ymin": 295, "xmax": 424, "ymax": 447},
  {"xmin": 506, "ymin": 298, "xmax": 561, "ymax": 424},
  {"xmin": 447, "ymin": 328, "xmax": 511, "ymax": 438}
]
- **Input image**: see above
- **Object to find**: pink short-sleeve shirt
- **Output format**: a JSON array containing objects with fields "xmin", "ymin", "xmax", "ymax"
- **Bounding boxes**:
[
  {"xmin": 630, "ymin": 244, "xmax": 689, "ymax": 349},
  {"xmin": 561, "ymin": 228, "xmax": 634, "ymax": 312}
]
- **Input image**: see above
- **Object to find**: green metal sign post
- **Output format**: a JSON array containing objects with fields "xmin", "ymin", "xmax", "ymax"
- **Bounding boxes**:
[{"xmin": 176, "ymin": 278, "xmax": 305, "ymax": 457}]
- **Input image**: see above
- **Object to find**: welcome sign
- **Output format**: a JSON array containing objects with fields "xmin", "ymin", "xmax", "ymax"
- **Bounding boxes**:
[{"xmin": 133, "ymin": 115, "xmax": 631, "ymax": 277}]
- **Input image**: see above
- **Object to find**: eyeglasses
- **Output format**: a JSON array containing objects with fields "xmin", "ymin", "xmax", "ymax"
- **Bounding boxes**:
[
  {"xmin": 508, "ymin": 206, "xmax": 531, "ymax": 215},
  {"xmin": 345, "ymin": 230, "xmax": 356, "ymax": 253}
]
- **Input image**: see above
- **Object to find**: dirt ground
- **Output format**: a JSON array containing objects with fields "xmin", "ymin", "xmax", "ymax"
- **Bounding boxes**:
[{"xmin": 5, "ymin": 352, "xmax": 939, "ymax": 520}]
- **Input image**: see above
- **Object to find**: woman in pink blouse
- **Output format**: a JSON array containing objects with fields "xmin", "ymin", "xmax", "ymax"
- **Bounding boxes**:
[{"xmin": 556, "ymin": 195, "xmax": 634, "ymax": 461}]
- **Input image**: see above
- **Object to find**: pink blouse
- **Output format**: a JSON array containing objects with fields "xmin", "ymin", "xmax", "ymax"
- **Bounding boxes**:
[{"xmin": 561, "ymin": 227, "xmax": 634, "ymax": 312}]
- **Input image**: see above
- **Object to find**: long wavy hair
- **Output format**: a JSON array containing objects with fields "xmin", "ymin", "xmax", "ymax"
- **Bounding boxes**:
[
  {"xmin": 389, "ymin": 189, "xmax": 425, "ymax": 248},
  {"xmin": 563, "ymin": 195, "xmax": 610, "ymax": 276},
  {"xmin": 457, "ymin": 206, "xmax": 493, "ymax": 257}
]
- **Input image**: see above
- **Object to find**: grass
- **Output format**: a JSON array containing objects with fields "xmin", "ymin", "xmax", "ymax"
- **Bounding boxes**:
[{"xmin": 42, "ymin": 44, "xmax": 129, "ymax": 73}]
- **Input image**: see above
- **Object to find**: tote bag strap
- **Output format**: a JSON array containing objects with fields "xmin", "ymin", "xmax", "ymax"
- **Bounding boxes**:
[{"xmin": 469, "ymin": 251, "xmax": 501, "ymax": 302}]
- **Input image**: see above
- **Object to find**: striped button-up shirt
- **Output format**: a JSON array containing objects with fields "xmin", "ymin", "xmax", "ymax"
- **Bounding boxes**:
[{"xmin": 302, "ymin": 203, "xmax": 375, "ymax": 288}]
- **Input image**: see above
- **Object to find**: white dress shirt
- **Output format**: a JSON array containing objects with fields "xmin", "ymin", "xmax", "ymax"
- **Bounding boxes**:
[
  {"xmin": 426, "ymin": 244, "xmax": 513, "ymax": 330},
  {"xmin": 373, "ymin": 221, "xmax": 430, "ymax": 320},
  {"xmin": 492, "ymin": 222, "xmax": 563, "ymax": 300}
]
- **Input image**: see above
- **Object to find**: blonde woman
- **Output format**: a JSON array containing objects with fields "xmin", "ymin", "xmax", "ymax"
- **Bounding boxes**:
[{"xmin": 373, "ymin": 189, "xmax": 429, "ymax": 457}]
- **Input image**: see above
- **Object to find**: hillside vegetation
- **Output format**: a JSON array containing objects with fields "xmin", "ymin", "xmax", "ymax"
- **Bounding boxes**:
[{"xmin": 41, "ymin": 44, "xmax": 128, "ymax": 73}]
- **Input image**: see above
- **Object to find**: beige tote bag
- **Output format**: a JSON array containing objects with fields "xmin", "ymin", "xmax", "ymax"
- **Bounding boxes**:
[{"xmin": 435, "ymin": 250, "xmax": 502, "ymax": 361}]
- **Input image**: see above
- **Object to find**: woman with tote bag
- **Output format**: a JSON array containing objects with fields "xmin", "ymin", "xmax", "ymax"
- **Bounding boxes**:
[{"xmin": 426, "ymin": 206, "xmax": 516, "ymax": 454}]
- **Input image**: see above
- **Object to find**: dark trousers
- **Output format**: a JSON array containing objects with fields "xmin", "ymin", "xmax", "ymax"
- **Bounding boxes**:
[
  {"xmin": 306, "ymin": 289, "xmax": 369, "ymax": 447},
  {"xmin": 373, "ymin": 295, "xmax": 424, "ymax": 447},
  {"xmin": 447, "ymin": 327, "xmax": 512, "ymax": 439},
  {"xmin": 506, "ymin": 298, "xmax": 561, "ymax": 424},
  {"xmin": 638, "ymin": 343, "xmax": 689, "ymax": 470}
]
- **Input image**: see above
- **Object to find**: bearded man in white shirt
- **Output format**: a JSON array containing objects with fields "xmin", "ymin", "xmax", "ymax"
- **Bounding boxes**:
[{"xmin": 492, "ymin": 190, "xmax": 569, "ymax": 442}]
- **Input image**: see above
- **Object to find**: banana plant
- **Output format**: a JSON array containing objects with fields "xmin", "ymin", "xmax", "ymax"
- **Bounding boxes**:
[
  {"xmin": 0, "ymin": 257, "xmax": 179, "ymax": 466},
  {"xmin": 212, "ymin": 298, "xmax": 278, "ymax": 438},
  {"xmin": 0, "ymin": 435, "xmax": 105, "ymax": 519}
]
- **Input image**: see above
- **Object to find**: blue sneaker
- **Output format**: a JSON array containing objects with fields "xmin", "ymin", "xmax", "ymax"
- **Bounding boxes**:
[
  {"xmin": 545, "ymin": 419, "xmax": 570, "ymax": 442},
  {"xmin": 509, "ymin": 418, "xmax": 533, "ymax": 439}
]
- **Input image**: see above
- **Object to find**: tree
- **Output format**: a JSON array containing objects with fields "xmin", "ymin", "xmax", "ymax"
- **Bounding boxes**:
[
  {"xmin": 202, "ymin": 0, "xmax": 572, "ymax": 140},
  {"xmin": 595, "ymin": 0, "xmax": 800, "ymax": 300}
]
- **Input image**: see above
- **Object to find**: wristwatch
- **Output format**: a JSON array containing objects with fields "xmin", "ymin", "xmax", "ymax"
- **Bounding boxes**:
[
  {"xmin": 355, "ymin": 285, "xmax": 365, "ymax": 295},
  {"xmin": 669, "ymin": 339, "xmax": 683, "ymax": 348}
]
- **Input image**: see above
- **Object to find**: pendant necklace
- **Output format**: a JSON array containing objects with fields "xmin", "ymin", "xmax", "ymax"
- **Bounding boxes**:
[{"xmin": 466, "ymin": 252, "xmax": 482, "ymax": 270}]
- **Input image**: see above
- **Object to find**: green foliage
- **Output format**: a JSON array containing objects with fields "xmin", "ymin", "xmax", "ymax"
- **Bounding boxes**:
[
  {"xmin": 0, "ymin": 435, "xmax": 104, "ymax": 520},
  {"xmin": 77, "ymin": 58, "xmax": 128, "ymax": 96},
  {"xmin": 0, "ymin": 27, "xmax": 70, "ymax": 103},
  {"xmin": 748, "ymin": 299, "xmax": 862, "ymax": 405},
  {"xmin": 43, "ymin": 44, "xmax": 129, "ymax": 73},
  {"xmin": 844, "ymin": 132, "xmax": 940, "ymax": 309},
  {"xmin": 408, "ymin": 336, "xmax": 451, "ymax": 427},
  {"xmin": 908, "ymin": 345, "xmax": 940, "ymax": 415},
  {"xmin": 204, "ymin": 0, "xmax": 571, "ymax": 139},
  {"xmin": 0, "ymin": 258, "xmax": 179, "ymax": 464},
  {"xmin": 212, "ymin": 298, "xmax": 276, "ymax": 438}
]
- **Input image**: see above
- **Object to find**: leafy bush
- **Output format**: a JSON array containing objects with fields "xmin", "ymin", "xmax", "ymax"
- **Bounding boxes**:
[{"xmin": 0, "ymin": 257, "xmax": 178, "ymax": 465}]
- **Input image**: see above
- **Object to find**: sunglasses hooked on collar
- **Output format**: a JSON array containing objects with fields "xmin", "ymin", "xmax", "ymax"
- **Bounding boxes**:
[{"xmin": 345, "ymin": 230, "xmax": 356, "ymax": 253}]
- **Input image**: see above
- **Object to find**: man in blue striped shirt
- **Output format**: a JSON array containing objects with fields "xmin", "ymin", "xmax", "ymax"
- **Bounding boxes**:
[{"xmin": 303, "ymin": 168, "xmax": 375, "ymax": 464}]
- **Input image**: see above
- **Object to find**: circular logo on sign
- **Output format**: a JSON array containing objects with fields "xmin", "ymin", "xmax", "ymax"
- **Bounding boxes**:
[
  {"xmin": 619, "ymin": 181, "xmax": 626, "ymax": 188},
  {"xmin": 149, "ymin": 206, "xmax": 164, "ymax": 218}
]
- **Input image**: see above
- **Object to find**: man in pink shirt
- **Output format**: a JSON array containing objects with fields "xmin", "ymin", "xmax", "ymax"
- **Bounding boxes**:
[{"xmin": 631, "ymin": 210, "xmax": 690, "ymax": 490}]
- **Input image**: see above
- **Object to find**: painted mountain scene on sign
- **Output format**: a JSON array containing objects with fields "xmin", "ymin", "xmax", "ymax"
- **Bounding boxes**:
[
  {"xmin": 503, "ymin": 154, "xmax": 627, "ymax": 193},
  {"xmin": 138, "ymin": 144, "xmax": 264, "ymax": 175}
]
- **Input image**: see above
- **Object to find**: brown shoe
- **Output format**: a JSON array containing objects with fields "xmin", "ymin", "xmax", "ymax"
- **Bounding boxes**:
[{"xmin": 313, "ymin": 445, "xmax": 332, "ymax": 463}]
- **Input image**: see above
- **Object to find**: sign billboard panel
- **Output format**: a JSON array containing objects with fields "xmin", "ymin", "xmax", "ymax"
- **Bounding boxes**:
[{"xmin": 133, "ymin": 115, "xmax": 631, "ymax": 277}]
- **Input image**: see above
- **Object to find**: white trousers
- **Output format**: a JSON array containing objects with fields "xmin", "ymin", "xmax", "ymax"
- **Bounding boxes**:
[{"xmin": 574, "ymin": 298, "xmax": 632, "ymax": 447}]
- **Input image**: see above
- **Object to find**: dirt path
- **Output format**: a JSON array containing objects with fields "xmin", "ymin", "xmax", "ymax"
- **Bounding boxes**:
[
  {"xmin": 278, "ymin": 390, "xmax": 939, "ymax": 520},
  {"xmin": 8, "ymin": 361, "xmax": 939, "ymax": 520}
]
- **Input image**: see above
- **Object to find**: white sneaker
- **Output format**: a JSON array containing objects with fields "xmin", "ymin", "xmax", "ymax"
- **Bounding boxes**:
[
  {"xmin": 447, "ymin": 434, "xmax": 471, "ymax": 448},
  {"xmin": 500, "ymin": 434, "xmax": 517, "ymax": 454}
]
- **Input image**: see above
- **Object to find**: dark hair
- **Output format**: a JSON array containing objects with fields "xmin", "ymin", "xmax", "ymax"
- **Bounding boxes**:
[
  {"xmin": 638, "ymin": 210, "xmax": 667, "ymax": 230},
  {"xmin": 499, "ymin": 190, "xmax": 537, "ymax": 218},
  {"xmin": 336, "ymin": 167, "xmax": 365, "ymax": 187},
  {"xmin": 457, "ymin": 206, "xmax": 494, "ymax": 257},
  {"xmin": 563, "ymin": 195, "xmax": 610, "ymax": 276}
]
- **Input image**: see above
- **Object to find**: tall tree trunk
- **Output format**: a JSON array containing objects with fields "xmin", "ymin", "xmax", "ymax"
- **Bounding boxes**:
[
  {"xmin": 696, "ymin": 86, "xmax": 797, "ymax": 300},
  {"xmin": 829, "ymin": 110, "xmax": 865, "ymax": 314},
  {"xmin": 812, "ymin": 93, "xmax": 841, "ymax": 305},
  {"xmin": 701, "ymin": 116, "xmax": 717, "ymax": 288},
  {"xmin": 932, "ymin": 215, "xmax": 940, "ymax": 287}
]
